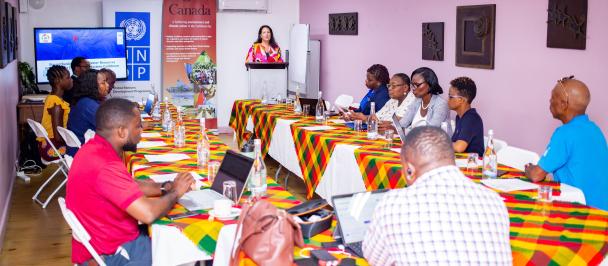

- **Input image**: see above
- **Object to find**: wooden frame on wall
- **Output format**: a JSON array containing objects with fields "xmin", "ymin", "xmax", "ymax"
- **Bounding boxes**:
[
  {"xmin": 329, "ymin": 12, "xmax": 358, "ymax": 35},
  {"xmin": 546, "ymin": 0, "xmax": 587, "ymax": 50},
  {"xmin": 455, "ymin": 4, "xmax": 496, "ymax": 69},
  {"xmin": 422, "ymin": 22, "xmax": 444, "ymax": 61},
  {"xmin": 6, "ymin": 2, "xmax": 13, "ymax": 62},
  {"xmin": 0, "ymin": 0, "xmax": 7, "ymax": 68},
  {"xmin": 10, "ymin": 4, "xmax": 15, "ymax": 61}
]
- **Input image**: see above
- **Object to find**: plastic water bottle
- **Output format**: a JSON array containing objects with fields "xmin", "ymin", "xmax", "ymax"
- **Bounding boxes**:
[
  {"xmin": 482, "ymin": 129, "xmax": 498, "ymax": 179},
  {"xmin": 315, "ymin": 91, "xmax": 325, "ymax": 122},
  {"xmin": 174, "ymin": 110, "xmax": 186, "ymax": 147},
  {"xmin": 248, "ymin": 139, "xmax": 267, "ymax": 198},
  {"xmin": 367, "ymin": 102, "xmax": 378, "ymax": 140},
  {"xmin": 151, "ymin": 89, "xmax": 161, "ymax": 121},
  {"xmin": 293, "ymin": 86, "xmax": 302, "ymax": 114},
  {"xmin": 197, "ymin": 118, "xmax": 210, "ymax": 169},
  {"xmin": 162, "ymin": 97, "xmax": 172, "ymax": 132}
]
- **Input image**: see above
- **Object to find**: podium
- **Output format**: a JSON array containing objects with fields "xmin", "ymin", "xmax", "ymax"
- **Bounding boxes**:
[{"xmin": 246, "ymin": 62, "xmax": 289, "ymax": 100}]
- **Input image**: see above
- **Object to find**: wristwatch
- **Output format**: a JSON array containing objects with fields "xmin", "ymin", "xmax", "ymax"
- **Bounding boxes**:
[{"xmin": 160, "ymin": 181, "xmax": 172, "ymax": 196}]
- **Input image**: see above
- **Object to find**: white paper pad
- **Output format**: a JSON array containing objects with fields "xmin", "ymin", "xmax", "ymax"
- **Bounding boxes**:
[
  {"xmin": 149, "ymin": 172, "xmax": 204, "ymax": 189},
  {"xmin": 301, "ymin": 125, "xmax": 335, "ymax": 131},
  {"xmin": 141, "ymin": 113, "xmax": 150, "ymax": 118},
  {"xmin": 390, "ymin": 148, "xmax": 401, "ymax": 153},
  {"xmin": 328, "ymin": 119, "xmax": 346, "ymax": 124},
  {"xmin": 144, "ymin": 153, "xmax": 190, "ymax": 163},
  {"xmin": 132, "ymin": 164, "xmax": 150, "ymax": 172},
  {"xmin": 137, "ymin": 141, "xmax": 168, "ymax": 149},
  {"xmin": 481, "ymin": 179, "xmax": 539, "ymax": 192},
  {"xmin": 141, "ymin": 132, "xmax": 162, "ymax": 138},
  {"xmin": 455, "ymin": 159, "xmax": 468, "ymax": 168}
]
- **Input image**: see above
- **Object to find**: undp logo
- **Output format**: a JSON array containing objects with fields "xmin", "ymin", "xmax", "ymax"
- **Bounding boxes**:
[{"xmin": 120, "ymin": 18, "xmax": 147, "ymax": 41}]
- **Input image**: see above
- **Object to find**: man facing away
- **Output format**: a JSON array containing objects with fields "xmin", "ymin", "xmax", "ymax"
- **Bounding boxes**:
[
  {"xmin": 363, "ymin": 126, "xmax": 512, "ymax": 265},
  {"xmin": 66, "ymin": 98, "xmax": 195, "ymax": 265},
  {"xmin": 526, "ymin": 76, "xmax": 608, "ymax": 210}
]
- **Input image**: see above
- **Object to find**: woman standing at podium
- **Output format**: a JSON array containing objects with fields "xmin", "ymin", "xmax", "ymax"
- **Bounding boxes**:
[{"xmin": 245, "ymin": 25, "xmax": 283, "ymax": 63}]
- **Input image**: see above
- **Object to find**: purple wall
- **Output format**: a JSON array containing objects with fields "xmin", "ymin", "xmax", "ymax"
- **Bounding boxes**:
[
  {"xmin": 0, "ymin": 0, "xmax": 19, "ymax": 249},
  {"xmin": 301, "ymin": 0, "xmax": 608, "ymax": 153}
]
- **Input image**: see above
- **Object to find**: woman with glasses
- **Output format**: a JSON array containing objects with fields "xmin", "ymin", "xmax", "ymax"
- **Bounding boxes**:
[
  {"xmin": 447, "ymin": 77, "xmax": 484, "ymax": 156},
  {"xmin": 349, "ymin": 73, "xmax": 416, "ymax": 126},
  {"xmin": 398, "ymin": 67, "xmax": 449, "ymax": 130}
]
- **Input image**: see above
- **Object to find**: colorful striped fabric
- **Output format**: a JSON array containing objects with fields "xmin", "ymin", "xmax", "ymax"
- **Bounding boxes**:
[
  {"xmin": 228, "ymin": 99, "xmax": 261, "ymax": 146},
  {"xmin": 250, "ymin": 104, "xmax": 302, "ymax": 156}
]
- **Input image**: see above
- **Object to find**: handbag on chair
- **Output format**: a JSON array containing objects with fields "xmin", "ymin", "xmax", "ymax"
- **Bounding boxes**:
[{"xmin": 230, "ymin": 200, "xmax": 304, "ymax": 266}]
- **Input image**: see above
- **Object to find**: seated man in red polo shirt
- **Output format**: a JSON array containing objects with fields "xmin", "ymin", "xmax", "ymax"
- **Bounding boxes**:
[{"xmin": 66, "ymin": 98, "xmax": 195, "ymax": 265}]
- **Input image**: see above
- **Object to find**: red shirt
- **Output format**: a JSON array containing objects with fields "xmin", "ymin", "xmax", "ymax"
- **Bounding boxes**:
[{"xmin": 66, "ymin": 135, "xmax": 143, "ymax": 263}]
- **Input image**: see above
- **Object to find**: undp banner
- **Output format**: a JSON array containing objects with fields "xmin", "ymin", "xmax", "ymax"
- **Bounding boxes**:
[
  {"xmin": 162, "ymin": 0, "xmax": 217, "ymax": 128},
  {"xmin": 102, "ymin": 0, "xmax": 162, "ymax": 103}
]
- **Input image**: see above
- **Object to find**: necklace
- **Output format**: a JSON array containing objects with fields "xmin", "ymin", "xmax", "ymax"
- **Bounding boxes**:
[{"xmin": 421, "ymin": 100, "xmax": 431, "ymax": 110}]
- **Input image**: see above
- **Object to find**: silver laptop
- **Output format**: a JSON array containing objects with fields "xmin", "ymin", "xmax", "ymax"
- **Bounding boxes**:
[
  {"xmin": 178, "ymin": 150, "xmax": 254, "ymax": 211},
  {"xmin": 332, "ymin": 190, "xmax": 388, "ymax": 257},
  {"xmin": 392, "ymin": 113, "xmax": 407, "ymax": 144}
]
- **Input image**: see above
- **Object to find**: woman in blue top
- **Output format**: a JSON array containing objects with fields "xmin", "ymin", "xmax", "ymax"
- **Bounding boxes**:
[
  {"xmin": 345, "ymin": 64, "xmax": 390, "ymax": 119},
  {"xmin": 66, "ymin": 69, "xmax": 110, "ymax": 156}
]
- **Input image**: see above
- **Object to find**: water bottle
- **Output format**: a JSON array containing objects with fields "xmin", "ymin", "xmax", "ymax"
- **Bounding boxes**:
[
  {"xmin": 162, "ymin": 97, "xmax": 172, "ymax": 132},
  {"xmin": 174, "ymin": 110, "xmax": 186, "ymax": 147},
  {"xmin": 261, "ymin": 81, "xmax": 268, "ymax": 104},
  {"xmin": 367, "ymin": 102, "xmax": 378, "ymax": 140},
  {"xmin": 315, "ymin": 91, "xmax": 325, "ymax": 122},
  {"xmin": 293, "ymin": 86, "xmax": 302, "ymax": 114},
  {"xmin": 482, "ymin": 129, "xmax": 498, "ymax": 179},
  {"xmin": 248, "ymin": 139, "xmax": 267, "ymax": 197},
  {"xmin": 151, "ymin": 89, "xmax": 161, "ymax": 121},
  {"xmin": 197, "ymin": 118, "xmax": 211, "ymax": 169}
]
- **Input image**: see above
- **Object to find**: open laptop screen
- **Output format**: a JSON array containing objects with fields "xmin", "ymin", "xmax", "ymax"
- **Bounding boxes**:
[
  {"xmin": 210, "ymin": 150, "xmax": 254, "ymax": 196},
  {"xmin": 332, "ymin": 190, "xmax": 388, "ymax": 244},
  {"xmin": 392, "ymin": 113, "xmax": 406, "ymax": 144}
]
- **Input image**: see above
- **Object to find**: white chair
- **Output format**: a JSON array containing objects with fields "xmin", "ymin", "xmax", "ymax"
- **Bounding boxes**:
[
  {"xmin": 334, "ymin": 94, "xmax": 354, "ymax": 109},
  {"xmin": 58, "ymin": 197, "xmax": 107, "ymax": 266},
  {"xmin": 497, "ymin": 146, "xmax": 540, "ymax": 171},
  {"xmin": 57, "ymin": 126, "xmax": 82, "ymax": 149},
  {"xmin": 485, "ymin": 136, "xmax": 508, "ymax": 153},
  {"xmin": 84, "ymin": 129, "xmax": 96, "ymax": 144},
  {"xmin": 27, "ymin": 119, "xmax": 69, "ymax": 208}
]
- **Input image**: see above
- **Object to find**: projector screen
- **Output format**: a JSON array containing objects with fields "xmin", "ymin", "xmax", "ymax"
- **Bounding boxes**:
[{"xmin": 34, "ymin": 27, "xmax": 128, "ymax": 84}]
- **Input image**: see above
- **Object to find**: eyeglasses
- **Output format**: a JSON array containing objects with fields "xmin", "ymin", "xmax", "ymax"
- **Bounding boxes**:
[
  {"xmin": 388, "ymin": 83, "xmax": 405, "ymax": 88},
  {"xmin": 411, "ymin": 81, "xmax": 426, "ymax": 88},
  {"xmin": 448, "ymin": 94, "xmax": 465, "ymax": 100}
]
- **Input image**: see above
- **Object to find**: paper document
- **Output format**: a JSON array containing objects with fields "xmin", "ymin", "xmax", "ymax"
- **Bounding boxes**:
[
  {"xmin": 141, "ymin": 132, "xmax": 162, "ymax": 138},
  {"xmin": 141, "ymin": 113, "xmax": 150, "ymax": 118},
  {"xmin": 328, "ymin": 119, "xmax": 346, "ymax": 124},
  {"xmin": 137, "ymin": 141, "xmax": 168, "ymax": 149},
  {"xmin": 390, "ymin": 148, "xmax": 401, "ymax": 153},
  {"xmin": 481, "ymin": 178, "xmax": 539, "ymax": 192},
  {"xmin": 301, "ymin": 125, "xmax": 335, "ymax": 131},
  {"xmin": 455, "ymin": 159, "xmax": 468, "ymax": 168},
  {"xmin": 144, "ymin": 153, "xmax": 190, "ymax": 163}
]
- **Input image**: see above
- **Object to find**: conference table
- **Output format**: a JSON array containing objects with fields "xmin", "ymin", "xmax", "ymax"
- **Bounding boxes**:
[
  {"xmin": 129, "ymin": 108, "xmax": 368, "ymax": 266},
  {"xmin": 230, "ymin": 99, "xmax": 608, "ymax": 265}
]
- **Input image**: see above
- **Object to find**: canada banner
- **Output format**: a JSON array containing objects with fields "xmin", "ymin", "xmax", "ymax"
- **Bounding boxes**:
[{"xmin": 162, "ymin": 0, "xmax": 217, "ymax": 129}]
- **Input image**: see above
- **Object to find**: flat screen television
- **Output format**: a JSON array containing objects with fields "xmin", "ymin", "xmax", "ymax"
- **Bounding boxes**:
[{"xmin": 33, "ymin": 27, "xmax": 127, "ymax": 84}]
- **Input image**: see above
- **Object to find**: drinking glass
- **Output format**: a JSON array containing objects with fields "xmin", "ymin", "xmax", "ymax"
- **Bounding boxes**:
[
  {"xmin": 303, "ymin": 104, "xmax": 311, "ymax": 116},
  {"xmin": 207, "ymin": 161, "xmax": 221, "ymax": 185},
  {"xmin": 384, "ymin": 129, "xmax": 394, "ymax": 149},
  {"xmin": 538, "ymin": 185, "xmax": 553, "ymax": 202},
  {"xmin": 324, "ymin": 111, "xmax": 331, "ymax": 125},
  {"xmin": 223, "ymin": 180, "xmax": 238, "ymax": 205},
  {"xmin": 466, "ymin": 153, "xmax": 479, "ymax": 172},
  {"xmin": 353, "ymin": 120, "xmax": 363, "ymax": 133}
]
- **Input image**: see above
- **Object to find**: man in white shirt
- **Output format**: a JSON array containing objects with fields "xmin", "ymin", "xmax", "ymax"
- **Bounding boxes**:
[{"xmin": 363, "ymin": 126, "xmax": 512, "ymax": 265}]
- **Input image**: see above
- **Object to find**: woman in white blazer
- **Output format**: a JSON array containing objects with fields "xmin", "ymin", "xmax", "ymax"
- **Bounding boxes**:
[{"xmin": 399, "ymin": 67, "xmax": 449, "ymax": 129}]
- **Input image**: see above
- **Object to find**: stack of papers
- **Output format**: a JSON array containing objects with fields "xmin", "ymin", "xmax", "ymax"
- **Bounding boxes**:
[
  {"xmin": 144, "ymin": 153, "xmax": 190, "ymax": 163},
  {"xmin": 301, "ymin": 125, "xmax": 335, "ymax": 131},
  {"xmin": 481, "ymin": 179, "xmax": 539, "ymax": 192},
  {"xmin": 328, "ymin": 119, "xmax": 346, "ymax": 124},
  {"xmin": 137, "ymin": 141, "xmax": 168, "ymax": 149},
  {"xmin": 141, "ymin": 132, "xmax": 162, "ymax": 138}
]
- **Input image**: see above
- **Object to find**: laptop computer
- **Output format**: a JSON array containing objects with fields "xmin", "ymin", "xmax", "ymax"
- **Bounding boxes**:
[
  {"xmin": 331, "ymin": 190, "xmax": 388, "ymax": 257},
  {"xmin": 178, "ymin": 150, "xmax": 254, "ymax": 211},
  {"xmin": 392, "ymin": 113, "xmax": 407, "ymax": 144}
]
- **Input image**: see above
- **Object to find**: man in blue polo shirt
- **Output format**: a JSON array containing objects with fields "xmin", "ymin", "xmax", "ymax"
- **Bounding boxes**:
[{"xmin": 526, "ymin": 76, "xmax": 608, "ymax": 210}]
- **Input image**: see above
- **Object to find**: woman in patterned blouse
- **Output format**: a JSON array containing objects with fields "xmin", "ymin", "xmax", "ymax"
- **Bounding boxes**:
[
  {"xmin": 350, "ymin": 73, "xmax": 416, "ymax": 131},
  {"xmin": 245, "ymin": 25, "xmax": 283, "ymax": 63}
]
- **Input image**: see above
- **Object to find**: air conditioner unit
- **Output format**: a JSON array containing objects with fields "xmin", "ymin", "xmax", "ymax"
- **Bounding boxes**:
[{"xmin": 218, "ymin": 0, "xmax": 269, "ymax": 12}]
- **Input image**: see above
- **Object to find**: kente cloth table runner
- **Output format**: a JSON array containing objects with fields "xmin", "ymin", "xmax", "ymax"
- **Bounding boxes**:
[
  {"xmin": 250, "ymin": 104, "xmax": 302, "ymax": 156},
  {"xmin": 229, "ymin": 99, "xmax": 261, "ymax": 146}
]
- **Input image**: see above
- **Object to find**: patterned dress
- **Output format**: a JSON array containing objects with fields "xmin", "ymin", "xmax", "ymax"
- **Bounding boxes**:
[{"xmin": 245, "ymin": 43, "xmax": 283, "ymax": 63}]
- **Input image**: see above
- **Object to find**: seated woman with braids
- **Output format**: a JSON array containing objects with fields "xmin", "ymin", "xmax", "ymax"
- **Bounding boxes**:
[{"xmin": 38, "ymin": 65, "xmax": 73, "ymax": 161}]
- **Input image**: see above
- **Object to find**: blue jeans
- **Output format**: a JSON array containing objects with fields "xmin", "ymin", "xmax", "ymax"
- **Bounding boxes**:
[{"xmin": 82, "ymin": 233, "xmax": 151, "ymax": 266}]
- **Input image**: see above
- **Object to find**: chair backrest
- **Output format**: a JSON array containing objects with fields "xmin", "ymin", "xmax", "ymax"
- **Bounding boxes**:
[
  {"xmin": 58, "ymin": 197, "xmax": 107, "ymax": 266},
  {"xmin": 484, "ymin": 136, "xmax": 508, "ymax": 153},
  {"xmin": 57, "ymin": 126, "xmax": 82, "ymax": 148},
  {"xmin": 84, "ymin": 129, "xmax": 96, "ymax": 144},
  {"xmin": 27, "ymin": 119, "xmax": 68, "ymax": 167},
  {"xmin": 64, "ymin": 155, "xmax": 74, "ymax": 169},
  {"xmin": 334, "ymin": 94, "xmax": 354, "ymax": 109},
  {"xmin": 497, "ymin": 146, "xmax": 540, "ymax": 171}
]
